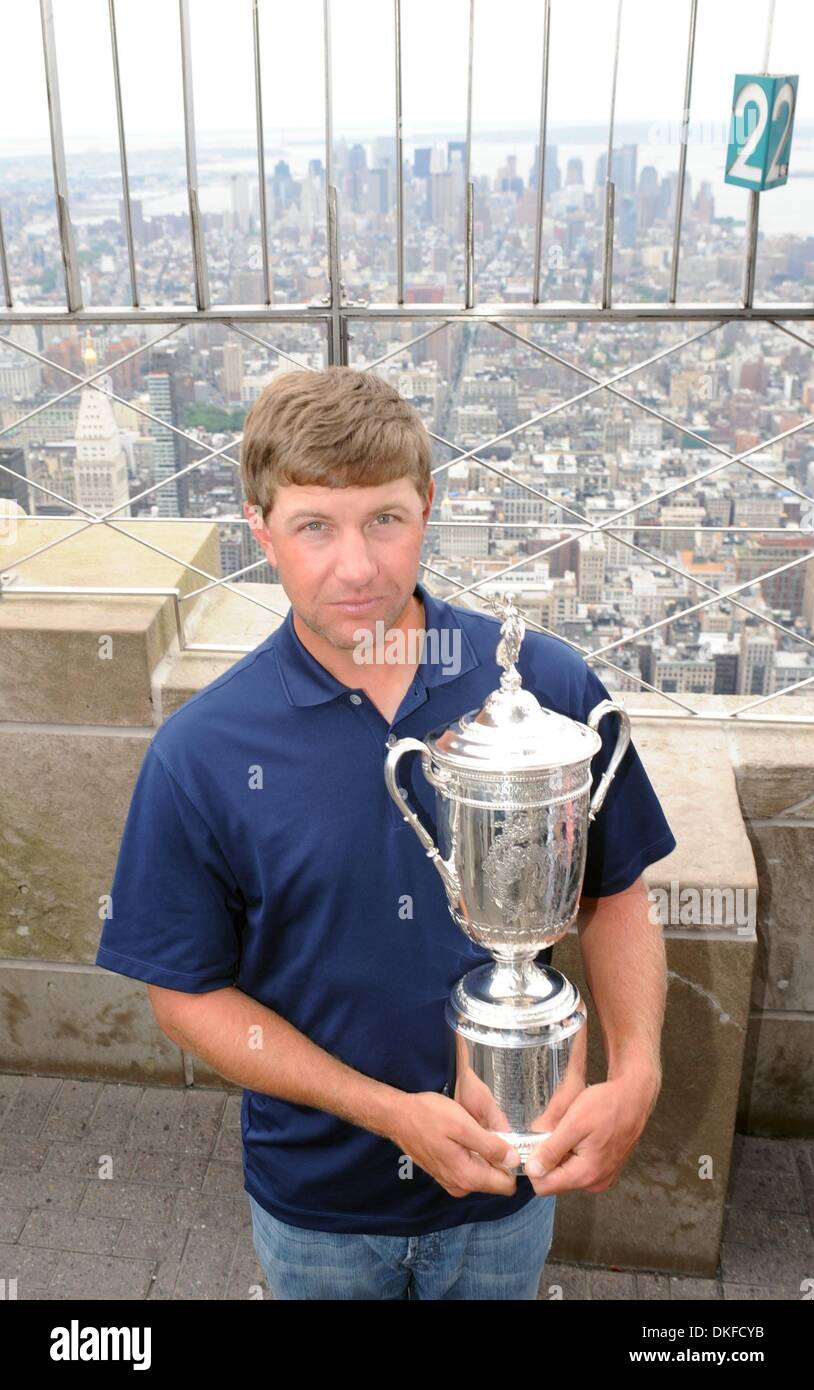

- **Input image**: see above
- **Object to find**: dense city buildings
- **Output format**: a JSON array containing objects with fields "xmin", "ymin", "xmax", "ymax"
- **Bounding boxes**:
[{"xmin": 1, "ymin": 130, "xmax": 812, "ymax": 699}]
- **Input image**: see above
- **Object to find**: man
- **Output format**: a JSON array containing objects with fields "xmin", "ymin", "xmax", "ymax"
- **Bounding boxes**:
[{"xmin": 96, "ymin": 366, "xmax": 676, "ymax": 1301}]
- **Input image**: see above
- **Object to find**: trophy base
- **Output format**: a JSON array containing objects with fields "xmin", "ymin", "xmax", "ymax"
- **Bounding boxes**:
[
  {"xmin": 492, "ymin": 1130, "xmax": 553, "ymax": 1177},
  {"xmin": 445, "ymin": 963, "xmax": 587, "ymax": 1176}
]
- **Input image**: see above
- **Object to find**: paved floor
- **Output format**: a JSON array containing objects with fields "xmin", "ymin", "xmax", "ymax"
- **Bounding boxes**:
[{"xmin": 0, "ymin": 1074, "xmax": 811, "ymax": 1300}]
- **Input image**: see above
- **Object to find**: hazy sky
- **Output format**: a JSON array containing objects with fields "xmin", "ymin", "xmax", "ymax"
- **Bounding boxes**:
[{"xmin": 1, "ymin": 0, "xmax": 812, "ymax": 152}]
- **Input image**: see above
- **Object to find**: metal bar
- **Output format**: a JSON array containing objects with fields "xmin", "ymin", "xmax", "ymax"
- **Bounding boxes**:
[
  {"xmin": 108, "ymin": 0, "xmax": 138, "ymax": 307},
  {"xmin": 465, "ymin": 182, "xmax": 475, "ymax": 308},
  {"xmin": 427, "ymin": 523, "xmax": 803, "ymax": 533},
  {"xmin": 0, "ymin": 324, "xmax": 183, "ymax": 441},
  {"xmin": 394, "ymin": 0, "xmax": 404, "ymax": 305},
  {"xmin": 6, "ymin": 302, "xmax": 814, "ymax": 325},
  {"xmin": 323, "ymin": 0, "xmax": 334, "ymax": 191},
  {"xmin": 428, "ymin": 400, "xmax": 814, "ymax": 656},
  {"xmin": 359, "ymin": 319, "xmax": 452, "ymax": 372},
  {"xmin": 464, "ymin": 0, "xmax": 475, "ymax": 308},
  {"xmin": 178, "ymin": 0, "xmax": 210, "ymax": 310},
  {"xmin": 669, "ymin": 0, "xmax": 698, "ymax": 304},
  {"xmin": 588, "ymin": 550, "xmax": 813, "ymax": 659},
  {"xmin": 612, "ymin": 709, "xmax": 814, "ymax": 726},
  {"xmin": 429, "ymin": 320, "xmax": 723, "ymax": 476},
  {"xmin": 490, "ymin": 317, "xmax": 813, "ymax": 504},
  {"xmin": 101, "ymin": 521, "xmax": 288, "ymax": 619},
  {"xmin": 252, "ymin": 0, "xmax": 272, "ymax": 306},
  {"xmin": 601, "ymin": 0, "xmax": 623, "ymax": 310},
  {"xmin": 6, "ymin": 513, "xmax": 796, "ymax": 535},
  {"xmin": 223, "ymin": 318, "xmax": 326, "ymax": 371},
  {"xmin": 439, "ymin": 407, "xmax": 814, "ymax": 595},
  {"xmin": 763, "ymin": 0, "xmax": 776, "ymax": 71},
  {"xmin": 0, "ymin": 204, "xmax": 11, "ymax": 309},
  {"xmin": 532, "ymin": 0, "xmax": 551, "ymax": 305},
  {"xmin": 771, "ymin": 319, "xmax": 814, "ymax": 352},
  {"xmin": 326, "ymin": 184, "xmax": 343, "ymax": 364},
  {"xmin": 741, "ymin": 1, "xmax": 776, "ymax": 312},
  {"xmin": 422, "ymin": 560, "xmax": 698, "ymax": 713},
  {"xmin": 39, "ymin": 0, "xmax": 82, "ymax": 312},
  {"xmin": 742, "ymin": 190, "xmax": 760, "ymax": 310},
  {"xmin": 601, "ymin": 181, "xmax": 615, "ymax": 310},
  {"xmin": 0, "ymin": 330, "xmax": 261, "ymax": 531},
  {"xmin": 323, "ymin": 0, "xmax": 344, "ymax": 361},
  {"xmin": 734, "ymin": 672, "xmax": 814, "ymax": 716}
]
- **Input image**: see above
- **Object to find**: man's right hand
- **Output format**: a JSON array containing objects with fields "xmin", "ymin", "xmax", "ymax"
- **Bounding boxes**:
[{"xmin": 390, "ymin": 1091, "xmax": 521, "ymax": 1197}]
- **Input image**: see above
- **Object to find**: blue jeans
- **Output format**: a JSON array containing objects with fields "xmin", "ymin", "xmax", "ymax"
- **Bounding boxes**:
[{"xmin": 249, "ymin": 1192, "xmax": 557, "ymax": 1300}]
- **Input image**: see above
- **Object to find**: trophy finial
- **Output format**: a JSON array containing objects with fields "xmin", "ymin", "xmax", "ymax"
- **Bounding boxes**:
[{"xmin": 488, "ymin": 590, "xmax": 525, "ymax": 692}]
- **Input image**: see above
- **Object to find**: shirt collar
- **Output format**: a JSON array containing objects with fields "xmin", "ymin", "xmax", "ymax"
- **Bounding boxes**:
[{"xmin": 272, "ymin": 578, "xmax": 479, "ymax": 708}]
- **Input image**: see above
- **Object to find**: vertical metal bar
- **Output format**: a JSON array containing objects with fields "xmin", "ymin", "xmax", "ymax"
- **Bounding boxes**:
[
  {"xmin": 669, "ymin": 0, "xmax": 698, "ymax": 304},
  {"xmin": 178, "ymin": 0, "xmax": 210, "ymax": 310},
  {"xmin": 323, "ymin": 0, "xmax": 344, "ymax": 361},
  {"xmin": 532, "ymin": 0, "xmax": 551, "ymax": 305},
  {"xmin": 465, "ymin": 183, "xmax": 475, "ymax": 309},
  {"xmin": 108, "ymin": 0, "xmax": 138, "ymax": 308},
  {"xmin": 39, "ymin": 0, "xmax": 82, "ymax": 312},
  {"xmin": 742, "ymin": 190, "xmax": 760, "ymax": 308},
  {"xmin": 252, "ymin": 0, "xmax": 272, "ymax": 306},
  {"xmin": 394, "ymin": 0, "xmax": 404, "ymax": 305},
  {"xmin": 0, "ymin": 206, "xmax": 11, "ymax": 309},
  {"xmin": 601, "ymin": 0, "xmax": 623, "ymax": 310},
  {"xmin": 464, "ymin": 0, "xmax": 475, "ymax": 308},
  {"xmin": 601, "ymin": 182, "xmax": 615, "ymax": 309},
  {"xmin": 742, "ymin": 1, "xmax": 775, "ymax": 310},
  {"xmin": 763, "ymin": 0, "xmax": 776, "ymax": 71},
  {"xmin": 326, "ymin": 185, "xmax": 344, "ymax": 364}
]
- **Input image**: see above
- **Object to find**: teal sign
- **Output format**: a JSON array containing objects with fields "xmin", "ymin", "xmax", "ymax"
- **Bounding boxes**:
[{"xmin": 724, "ymin": 73, "xmax": 798, "ymax": 191}]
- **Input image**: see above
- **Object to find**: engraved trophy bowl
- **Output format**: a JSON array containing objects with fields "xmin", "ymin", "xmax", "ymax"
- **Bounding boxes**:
[{"xmin": 384, "ymin": 592, "xmax": 631, "ymax": 1174}]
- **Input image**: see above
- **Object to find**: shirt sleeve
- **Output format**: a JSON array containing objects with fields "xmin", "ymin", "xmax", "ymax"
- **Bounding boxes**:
[
  {"xmin": 577, "ymin": 665, "xmax": 677, "ymax": 897},
  {"xmin": 95, "ymin": 741, "xmax": 245, "ymax": 992}
]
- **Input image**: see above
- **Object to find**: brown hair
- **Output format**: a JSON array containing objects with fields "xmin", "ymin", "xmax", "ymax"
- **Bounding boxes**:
[{"xmin": 240, "ymin": 365, "xmax": 433, "ymax": 521}]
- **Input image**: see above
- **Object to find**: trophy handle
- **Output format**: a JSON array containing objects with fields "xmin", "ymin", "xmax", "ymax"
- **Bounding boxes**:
[
  {"xmin": 586, "ymin": 699, "xmax": 632, "ymax": 823},
  {"xmin": 384, "ymin": 738, "xmax": 462, "ymax": 902}
]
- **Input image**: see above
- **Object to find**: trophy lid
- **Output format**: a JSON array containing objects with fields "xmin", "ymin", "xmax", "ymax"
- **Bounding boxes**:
[{"xmin": 428, "ymin": 592, "xmax": 602, "ymax": 773}]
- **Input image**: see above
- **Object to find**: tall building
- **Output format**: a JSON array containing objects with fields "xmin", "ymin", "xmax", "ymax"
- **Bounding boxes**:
[
  {"xmin": 147, "ymin": 371, "xmax": 182, "ymax": 517},
  {"xmin": 0, "ymin": 446, "xmax": 29, "ymax": 513},
  {"xmin": 577, "ymin": 532, "xmax": 606, "ymax": 601},
  {"xmin": 222, "ymin": 342, "xmax": 244, "ymax": 403},
  {"xmin": 73, "ymin": 331, "xmax": 130, "ymax": 519},
  {"xmin": 530, "ymin": 144, "xmax": 560, "ymax": 198},
  {"xmin": 738, "ymin": 624, "xmax": 775, "ymax": 695},
  {"xmin": 565, "ymin": 157, "xmax": 584, "ymax": 186},
  {"xmin": 230, "ymin": 174, "xmax": 250, "ymax": 232},
  {"xmin": 413, "ymin": 148, "xmax": 432, "ymax": 178}
]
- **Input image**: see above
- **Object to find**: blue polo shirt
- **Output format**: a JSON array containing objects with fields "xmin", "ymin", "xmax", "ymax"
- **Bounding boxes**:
[{"xmin": 95, "ymin": 578, "xmax": 676, "ymax": 1236}]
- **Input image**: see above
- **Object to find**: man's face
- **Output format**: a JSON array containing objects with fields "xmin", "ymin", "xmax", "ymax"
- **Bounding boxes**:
[{"xmin": 244, "ymin": 474, "xmax": 435, "ymax": 651}]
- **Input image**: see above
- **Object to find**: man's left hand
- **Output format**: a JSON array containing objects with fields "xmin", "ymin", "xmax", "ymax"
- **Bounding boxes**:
[{"xmin": 524, "ymin": 1070, "xmax": 661, "ymax": 1197}]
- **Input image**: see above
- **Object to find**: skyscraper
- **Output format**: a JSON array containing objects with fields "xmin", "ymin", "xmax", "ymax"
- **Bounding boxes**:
[
  {"xmin": 147, "ymin": 371, "xmax": 181, "ymax": 518},
  {"xmin": 73, "ymin": 331, "xmax": 130, "ymax": 519}
]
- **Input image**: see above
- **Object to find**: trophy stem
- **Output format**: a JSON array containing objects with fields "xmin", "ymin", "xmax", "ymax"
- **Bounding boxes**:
[{"xmin": 485, "ymin": 957, "xmax": 554, "ymax": 1003}]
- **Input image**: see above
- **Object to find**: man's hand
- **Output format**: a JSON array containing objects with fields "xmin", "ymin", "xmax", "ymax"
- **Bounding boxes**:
[
  {"xmin": 390, "ymin": 1091, "xmax": 521, "ymax": 1198},
  {"xmin": 523, "ymin": 1067, "xmax": 661, "ymax": 1197}
]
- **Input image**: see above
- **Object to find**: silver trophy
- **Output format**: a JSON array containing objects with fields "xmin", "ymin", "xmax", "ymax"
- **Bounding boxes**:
[{"xmin": 384, "ymin": 592, "xmax": 631, "ymax": 1174}]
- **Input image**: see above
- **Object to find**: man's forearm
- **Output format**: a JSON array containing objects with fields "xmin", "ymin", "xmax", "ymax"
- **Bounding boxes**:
[
  {"xmin": 576, "ymin": 875, "xmax": 666, "ymax": 1083},
  {"xmin": 152, "ymin": 984, "xmax": 405, "ymax": 1141}
]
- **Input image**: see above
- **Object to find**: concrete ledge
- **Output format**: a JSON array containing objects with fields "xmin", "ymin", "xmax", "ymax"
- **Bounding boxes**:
[
  {"xmin": 0, "ymin": 520, "xmax": 222, "ymax": 725},
  {"xmin": 0, "ymin": 962, "xmax": 185, "ymax": 1085}
]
